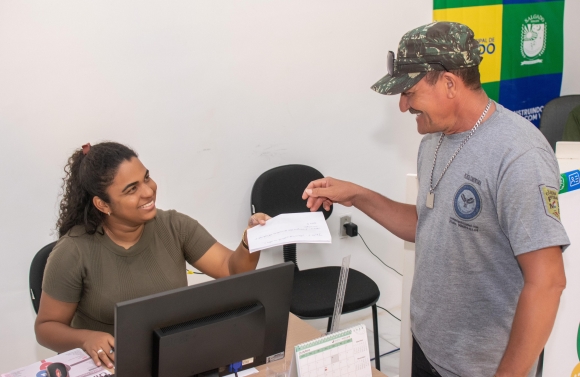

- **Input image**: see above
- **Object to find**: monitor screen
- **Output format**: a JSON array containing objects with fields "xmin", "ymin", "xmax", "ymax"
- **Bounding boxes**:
[{"xmin": 114, "ymin": 262, "xmax": 295, "ymax": 377}]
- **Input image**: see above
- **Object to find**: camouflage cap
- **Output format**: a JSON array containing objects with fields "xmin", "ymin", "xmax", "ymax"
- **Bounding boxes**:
[{"xmin": 372, "ymin": 22, "xmax": 482, "ymax": 95}]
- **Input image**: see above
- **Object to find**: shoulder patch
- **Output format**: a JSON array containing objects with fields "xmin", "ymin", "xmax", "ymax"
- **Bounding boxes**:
[{"xmin": 539, "ymin": 184, "xmax": 561, "ymax": 222}]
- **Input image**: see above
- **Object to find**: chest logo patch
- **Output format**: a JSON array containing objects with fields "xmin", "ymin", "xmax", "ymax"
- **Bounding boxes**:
[
  {"xmin": 539, "ymin": 184, "xmax": 561, "ymax": 222},
  {"xmin": 453, "ymin": 184, "xmax": 482, "ymax": 221}
]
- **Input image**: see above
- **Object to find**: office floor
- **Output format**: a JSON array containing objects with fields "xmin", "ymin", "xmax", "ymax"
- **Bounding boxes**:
[{"xmin": 304, "ymin": 307, "xmax": 402, "ymax": 377}]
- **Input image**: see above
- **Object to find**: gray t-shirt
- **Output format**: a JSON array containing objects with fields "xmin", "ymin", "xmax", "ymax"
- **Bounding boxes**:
[{"xmin": 412, "ymin": 103, "xmax": 569, "ymax": 377}]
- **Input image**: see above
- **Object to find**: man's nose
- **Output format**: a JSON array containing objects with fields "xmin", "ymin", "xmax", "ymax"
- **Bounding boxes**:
[{"xmin": 399, "ymin": 94, "xmax": 410, "ymax": 113}]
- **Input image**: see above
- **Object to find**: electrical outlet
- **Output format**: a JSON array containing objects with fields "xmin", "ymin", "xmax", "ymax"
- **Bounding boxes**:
[{"xmin": 339, "ymin": 215, "xmax": 351, "ymax": 238}]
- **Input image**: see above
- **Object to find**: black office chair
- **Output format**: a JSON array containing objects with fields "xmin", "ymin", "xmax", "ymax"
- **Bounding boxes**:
[
  {"xmin": 29, "ymin": 241, "xmax": 57, "ymax": 314},
  {"xmin": 539, "ymin": 94, "xmax": 580, "ymax": 150},
  {"xmin": 251, "ymin": 164, "xmax": 382, "ymax": 370}
]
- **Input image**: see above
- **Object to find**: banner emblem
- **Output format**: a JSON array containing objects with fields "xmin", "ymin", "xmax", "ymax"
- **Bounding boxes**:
[{"xmin": 521, "ymin": 14, "xmax": 546, "ymax": 65}]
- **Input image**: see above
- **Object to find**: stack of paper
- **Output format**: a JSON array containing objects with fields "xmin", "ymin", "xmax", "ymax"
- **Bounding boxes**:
[
  {"xmin": 247, "ymin": 212, "xmax": 332, "ymax": 253},
  {"xmin": 1, "ymin": 349, "xmax": 111, "ymax": 377}
]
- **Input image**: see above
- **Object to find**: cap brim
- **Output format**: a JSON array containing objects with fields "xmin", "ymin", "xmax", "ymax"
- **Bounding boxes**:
[{"xmin": 371, "ymin": 72, "xmax": 426, "ymax": 95}]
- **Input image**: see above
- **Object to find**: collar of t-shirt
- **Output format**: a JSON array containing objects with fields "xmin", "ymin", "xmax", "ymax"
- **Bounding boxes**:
[{"xmin": 97, "ymin": 219, "xmax": 156, "ymax": 257}]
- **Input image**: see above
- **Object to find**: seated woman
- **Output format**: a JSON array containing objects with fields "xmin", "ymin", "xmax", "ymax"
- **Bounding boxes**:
[{"xmin": 34, "ymin": 142, "xmax": 269, "ymax": 369}]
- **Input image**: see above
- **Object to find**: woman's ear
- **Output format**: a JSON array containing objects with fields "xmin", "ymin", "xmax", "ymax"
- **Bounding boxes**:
[{"xmin": 93, "ymin": 196, "xmax": 111, "ymax": 216}]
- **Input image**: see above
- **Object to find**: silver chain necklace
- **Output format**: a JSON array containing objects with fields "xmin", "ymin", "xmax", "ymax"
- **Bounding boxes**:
[{"xmin": 426, "ymin": 99, "xmax": 492, "ymax": 209}]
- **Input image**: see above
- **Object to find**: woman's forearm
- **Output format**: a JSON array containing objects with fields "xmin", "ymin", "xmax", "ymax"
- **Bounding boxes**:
[
  {"xmin": 35, "ymin": 320, "xmax": 93, "ymax": 353},
  {"xmin": 228, "ymin": 242, "xmax": 260, "ymax": 275},
  {"xmin": 36, "ymin": 319, "xmax": 115, "ymax": 368}
]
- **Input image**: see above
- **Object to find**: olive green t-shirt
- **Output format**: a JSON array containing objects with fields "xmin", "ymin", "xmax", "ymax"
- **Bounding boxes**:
[{"xmin": 42, "ymin": 209, "xmax": 217, "ymax": 335}]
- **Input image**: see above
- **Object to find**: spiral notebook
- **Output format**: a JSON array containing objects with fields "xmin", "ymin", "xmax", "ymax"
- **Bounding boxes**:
[{"xmin": 291, "ymin": 324, "xmax": 372, "ymax": 377}]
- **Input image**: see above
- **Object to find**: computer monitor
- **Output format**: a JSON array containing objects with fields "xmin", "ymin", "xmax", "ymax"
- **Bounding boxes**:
[{"xmin": 114, "ymin": 262, "xmax": 295, "ymax": 377}]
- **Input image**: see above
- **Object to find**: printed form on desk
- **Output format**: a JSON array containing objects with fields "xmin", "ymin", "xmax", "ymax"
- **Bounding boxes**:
[
  {"xmin": 1, "ymin": 348, "xmax": 111, "ymax": 377},
  {"xmin": 246, "ymin": 212, "xmax": 331, "ymax": 253},
  {"xmin": 292, "ymin": 324, "xmax": 372, "ymax": 377}
]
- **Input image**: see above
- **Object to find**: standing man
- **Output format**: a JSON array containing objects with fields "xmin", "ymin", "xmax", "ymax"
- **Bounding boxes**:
[{"xmin": 303, "ymin": 22, "xmax": 568, "ymax": 377}]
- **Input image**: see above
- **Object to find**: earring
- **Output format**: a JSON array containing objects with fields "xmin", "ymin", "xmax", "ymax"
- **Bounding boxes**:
[{"xmin": 108, "ymin": 212, "xmax": 111, "ymax": 216}]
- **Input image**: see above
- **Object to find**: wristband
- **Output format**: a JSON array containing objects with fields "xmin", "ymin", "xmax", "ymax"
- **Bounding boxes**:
[{"xmin": 241, "ymin": 229, "xmax": 249, "ymax": 250}]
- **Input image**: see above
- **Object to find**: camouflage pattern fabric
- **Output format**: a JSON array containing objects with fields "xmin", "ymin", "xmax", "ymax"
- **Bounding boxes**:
[{"xmin": 372, "ymin": 22, "xmax": 482, "ymax": 95}]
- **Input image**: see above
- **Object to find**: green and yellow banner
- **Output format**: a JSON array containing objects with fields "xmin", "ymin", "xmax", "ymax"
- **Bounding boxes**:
[
  {"xmin": 560, "ymin": 169, "xmax": 580, "ymax": 195},
  {"xmin": 433, "ymin": 0, "xmax": 565, "ymax": 127}
]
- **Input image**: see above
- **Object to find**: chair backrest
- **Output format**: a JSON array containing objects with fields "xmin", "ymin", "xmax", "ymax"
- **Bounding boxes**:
[
  {"xmin": 251, "ymin": 165, "xmax": 333, "ymax": 268},
  {"xmin": 539, "ymin": 95, "xmax": 580, "ymax": 150},
  {"xmin": 29, "ymin": 241, "xmax": 57, "ymax": 314},
  {"xmin": 251, "ymin": 164, "xmax": 333, "ymax": 219}
]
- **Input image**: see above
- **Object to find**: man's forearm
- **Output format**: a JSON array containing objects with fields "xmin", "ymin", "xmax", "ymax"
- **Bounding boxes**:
[
  {"xmin": 495, "ymin": 282, "xmax": 564, "ymax": 376},
  {"xmin": 353, "ymin": 186, "xmax": 417, "ymax": 242}
]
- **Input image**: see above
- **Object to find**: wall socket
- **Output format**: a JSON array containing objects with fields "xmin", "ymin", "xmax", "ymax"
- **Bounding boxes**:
[{"xmin": 339, "ymin": 215, "xmax": 351, "ymax": 238}]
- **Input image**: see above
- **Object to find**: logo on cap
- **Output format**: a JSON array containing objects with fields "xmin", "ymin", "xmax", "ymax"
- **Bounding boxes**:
[{"xmin": 521, "ymin": 14, "xmax": 546, "ymax": 66}]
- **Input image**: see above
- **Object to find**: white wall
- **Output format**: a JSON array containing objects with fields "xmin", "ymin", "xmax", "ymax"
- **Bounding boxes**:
[
  {"xmin": 562, "ymin": 0, "xmax": 580, "ymax": 96},
  {"xmin": 0, "ymin": 0, "xmax": 430, "ymax": 371},
  {"xmin": 0, "ymin": 0, "xmax": 578, "ymax": 373}
]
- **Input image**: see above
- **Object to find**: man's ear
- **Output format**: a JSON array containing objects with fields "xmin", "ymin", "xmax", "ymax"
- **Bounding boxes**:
[
  {"xmin": 442, "ymin": 72, "xmax": 458, "ymax": 99},
  {"xmin": 93, "ymin": 196, "xmax": 111, "ymax": 216}
]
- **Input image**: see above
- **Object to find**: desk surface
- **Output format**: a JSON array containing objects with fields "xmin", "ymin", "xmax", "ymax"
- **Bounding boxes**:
[
  {"xmin": 255, "ymin": 314, "xmax": 386, "ymax": 376},
  {"xmin": 105, "ymin": 314, "xmax": 386, "ymax": 376}
]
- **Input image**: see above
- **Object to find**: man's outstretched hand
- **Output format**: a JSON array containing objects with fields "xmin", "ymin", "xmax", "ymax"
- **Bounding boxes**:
[{"xmin": 302, "ymin": 177, "xmax": 361, "ymax": 211}]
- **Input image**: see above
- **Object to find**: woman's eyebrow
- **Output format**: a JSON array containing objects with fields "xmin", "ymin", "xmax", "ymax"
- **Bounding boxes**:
[
  {"xmin": 122, "ymin": 181, "xmax": 138, "ymax": 193},
  {"xmin": 121, "ymin": 170, "xmax": 149, "ymax": 193}
]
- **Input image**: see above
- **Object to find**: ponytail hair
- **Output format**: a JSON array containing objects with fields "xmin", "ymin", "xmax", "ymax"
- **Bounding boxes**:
[{"xmin": 56, "ymin": 142, "xmax": 138, "ymax": 237}]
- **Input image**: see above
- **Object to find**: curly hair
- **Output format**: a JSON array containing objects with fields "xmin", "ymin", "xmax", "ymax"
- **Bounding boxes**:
[{"xmin": 56, "ymin": 142, "xmax": 138, "ymax": 237}]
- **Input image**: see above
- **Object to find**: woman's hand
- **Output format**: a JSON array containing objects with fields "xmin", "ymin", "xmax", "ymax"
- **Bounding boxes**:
[
  {"xmin": 35, "ymin": 293, "xmax": 115, "ymax": 369},
  {"xmin": 82, "ymin": 331, "xmax": 115, "ymax": 369},
  {"xmin": 247, "ymin": 212, "xmax": 271, "ymax": 228},
  {"xmin": 244, "ymin": 213, "xmax": 271, "ymax": 245}
]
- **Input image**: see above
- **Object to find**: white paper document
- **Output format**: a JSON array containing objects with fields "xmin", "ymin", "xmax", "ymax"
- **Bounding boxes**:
[
  {"xmin": 224, "ymin": 367, "xmax": 259, "ymax": 377},
  {"xmin": 1, "ymin": 348, "xmax": 111, "ymax": 377},
  {"xmin": 247, "ymin": 212, "xmax": 331, "ymax": 252},
  {"xmin": 292, "ymin": 324, "xmax": 371, "ymax": 377}
]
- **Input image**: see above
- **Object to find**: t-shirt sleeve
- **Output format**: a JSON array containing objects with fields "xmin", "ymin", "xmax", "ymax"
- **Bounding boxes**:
[
  {"xmin": 496, "ymin": 147, "xmax": 570, "ymax": 256},
  {"xmin": 172, "ymin": 211, "xmax": 217, "ymax": 265},
  {"xmin": 42, "ymin": 238, "xmax": 83, "ymax": 303}
]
